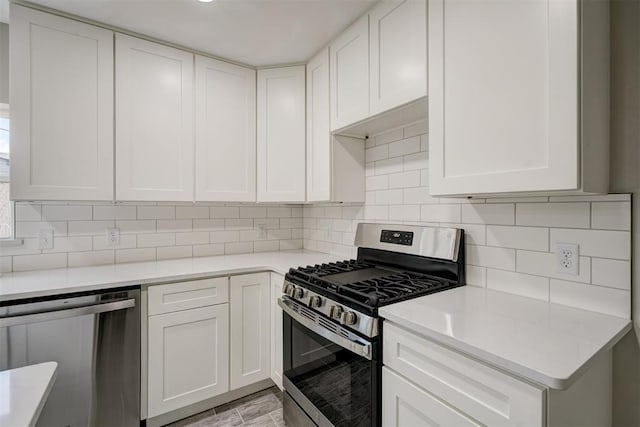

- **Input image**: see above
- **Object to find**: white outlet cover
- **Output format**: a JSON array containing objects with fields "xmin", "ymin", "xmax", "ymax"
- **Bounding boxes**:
[
  {"xmin": 107, "ymin": 228, "xmax": 120, "ymax": 246},
  {"xmin": 38, "ymin": 229, "xmax": 54, "ymax": 250},
  {"xmin": 555, "ymin": 243, "xmax": 579, "ymax": 276}
]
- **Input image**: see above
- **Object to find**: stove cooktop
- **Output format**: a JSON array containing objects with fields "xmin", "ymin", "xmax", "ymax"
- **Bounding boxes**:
[{"xmin": 286, "ymin": 259, "xmax": 458, "ymax": 312}]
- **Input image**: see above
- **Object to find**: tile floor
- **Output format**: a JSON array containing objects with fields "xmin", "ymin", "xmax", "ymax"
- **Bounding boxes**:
[{"xmin": 167, "ymin": 387, "xmax": 284, "ymax": 427}]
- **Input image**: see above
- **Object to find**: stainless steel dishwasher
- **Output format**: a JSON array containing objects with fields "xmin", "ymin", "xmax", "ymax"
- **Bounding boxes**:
[{"xmin": 0, "ymin": 287, "xmax": 140, "ymax": 427}]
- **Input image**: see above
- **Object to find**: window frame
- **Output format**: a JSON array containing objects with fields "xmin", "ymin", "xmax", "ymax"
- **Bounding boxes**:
[{"xmin": 0, "ymin": 102, "xmax": 17, "ymax": 243}]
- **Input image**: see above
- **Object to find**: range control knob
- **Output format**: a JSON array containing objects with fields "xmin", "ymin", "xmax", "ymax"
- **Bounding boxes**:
[
  {"xmin": 329, "ymin": 305, "xmax": 343, "ymax": 321},
  {"xmin": 286, "ymin": 285, "xmax": 297, "ymax": 298},
  {"xmin": 341, "ymin": 311, "xmax": 358, "ymax": 326},
  {"xmin": 308, "ymin": 295, "xmax": 323, "ymax": 308},
  {"xmin": 293, "ymin": 287, "xmax": 305, "ymax": 299},
  {"xmin": 282, "ymin": 282, "xmax": 293, "ymax": 295}
]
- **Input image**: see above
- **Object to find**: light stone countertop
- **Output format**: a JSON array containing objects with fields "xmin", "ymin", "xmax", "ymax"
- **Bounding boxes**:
[
  {"xmin": 0, "ymin": 250, "xmax": 338, "ymax": 302},
  {"xmin": 380, "ymin": 286, "xmax": 632, "ymax": 390},
  {"xmin": 0, "ymin": 362, "xmax": 58, "ymax": 427}
]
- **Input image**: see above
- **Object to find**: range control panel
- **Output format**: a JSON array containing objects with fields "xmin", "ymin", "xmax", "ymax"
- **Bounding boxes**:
[{"xmin": 380, "ymin": 230, "xmax": 414, "ymax": 246}]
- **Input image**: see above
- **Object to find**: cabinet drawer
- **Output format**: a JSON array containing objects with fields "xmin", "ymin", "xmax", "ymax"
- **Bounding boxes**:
[
  {"xmin": 148, "ymin": 277, "xmax": 229, "ymax": 315},
  {"xmin": 383, "ymin": 367, "xmax": 481, "ymax": 427},
  {"xmin": 383, "ymin": 323, "xmax": 545, "ymax": 426}
]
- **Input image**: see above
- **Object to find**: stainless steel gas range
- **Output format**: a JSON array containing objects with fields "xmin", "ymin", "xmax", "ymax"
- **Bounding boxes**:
[{"xmin": 279, "ymin": 223, "xmax": 466, "ymax": 427}]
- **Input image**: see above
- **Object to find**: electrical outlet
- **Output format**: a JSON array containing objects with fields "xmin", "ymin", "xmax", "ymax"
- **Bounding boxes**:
[
  {"xmin": 38, "ymin": 229, "xmax": 54, "ymax": 250},
  {"xmin": 258, "ymin": 224, "xmax": 267, "ymax": 239},
  {"xmin": 106, "ymin": 228, "xmax": 120, "ymax": 246},
  {"xmin": 556, "ymin": 243, "xmax": 579, "ymax": 275}
]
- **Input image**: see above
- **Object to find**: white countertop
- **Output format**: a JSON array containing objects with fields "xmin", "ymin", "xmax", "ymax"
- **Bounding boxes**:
[
  {"xmin": 0, "ymin": 362, "xmax": 58, "ymax": 427},
  {"xmin": 380, "ymin": 286, "xmax": 632, "ymax": 390},
  {"xmin": 0, "ymin": 250, "xmax": 338, "ymax": 301}
]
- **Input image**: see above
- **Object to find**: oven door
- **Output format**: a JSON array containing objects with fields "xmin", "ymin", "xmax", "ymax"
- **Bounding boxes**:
[{"xmin": 279, "ymin": 297, "xmax": 379, "ymax": 427}]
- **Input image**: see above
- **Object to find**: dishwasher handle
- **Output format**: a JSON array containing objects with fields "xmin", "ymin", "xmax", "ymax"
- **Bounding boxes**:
[{"xmin": 0, "ymin": 299, "xmax": 136, "ymax": 327}]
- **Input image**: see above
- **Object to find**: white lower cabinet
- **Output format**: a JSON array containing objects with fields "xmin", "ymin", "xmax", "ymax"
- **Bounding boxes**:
[
  {"xmin": 230, "ymin": 273, "xmax": 271, "ymax": 389},
  {"xmin": 270, "ymin": 273, "xmax": 284, "ymax": 390},
  {"xmin": 382, "ymin": 368, "xmax": 480, "ymax": 427},
  {"xmin": 148, "ymin": 304, "xmax": 229, "ymax": 418}
]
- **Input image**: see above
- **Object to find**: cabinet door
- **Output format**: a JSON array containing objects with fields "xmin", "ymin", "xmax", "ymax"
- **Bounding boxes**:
[
  {"xmin": 369, "ymin": 0, "xmax": 427, "ymax": 115},
  {"xmin": 383, "ymin": 368, "xmax": 481, "ymax": 427},
  {"xmin": 230, "ymin": 273, "xmax": 271, "ymax": 389},
  {"xmin": 330, "ymin": 15, "xmax": 369, "ymax": 131},
  {"xmin": 116, "ymin": 34, "xmax": 194, "ymax": 201},
  {"xmin": 256, "ymin": 67, "xmax": 306, "ymax": 202},
  {"xmin": 270, "ymin": 272, "xmax": 284, "ymax": 390},
  {"xmin": 10, "ymin": 5, "xmax": 114, "ymax": 201},
  {"xmin": 195, "ymin": 56, "xmax": 256, "ymax": 202},
  {"xmin": 306, "ymin": 48, "xmax": 331, "ymax": 202},
  {"xmin": 148, "ymin": 304, "xmax": 229, "ymax": 418},
  {"xmin": 429, "ymin": 0, "xmax": 579, "ymax": 196}
]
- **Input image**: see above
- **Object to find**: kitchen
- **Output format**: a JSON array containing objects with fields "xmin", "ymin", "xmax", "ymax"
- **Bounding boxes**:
[{"xmin": 0, "ymin": 0, "xmax": 639, "ymax": 426}]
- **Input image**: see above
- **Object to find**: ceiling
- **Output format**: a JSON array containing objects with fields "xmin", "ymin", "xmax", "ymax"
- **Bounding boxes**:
[{"xmin": 11, "ymin": 0, "xmax": 377, "ymax": 66}]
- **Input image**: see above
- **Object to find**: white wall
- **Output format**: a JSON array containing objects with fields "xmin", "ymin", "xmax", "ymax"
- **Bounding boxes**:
[
  {"xmin": 609, "ymin": 0, "xmax": 640, "ymax": 425},
  {"xmin": 0, "ymin": 22, "xmax": 7, "ymax": 104},
  {"xmin": 303, "ymin": 120, "xmax": 632, "ymax": 320},
  {"xmin": 0, "ymin": 202, "xmax": 303, "ymax": 272}
]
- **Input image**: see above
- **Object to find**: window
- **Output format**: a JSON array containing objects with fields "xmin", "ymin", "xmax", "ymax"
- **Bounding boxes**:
[{"xmin": 0, "ymin": 102, "xmax": 12, "ymax": 240}]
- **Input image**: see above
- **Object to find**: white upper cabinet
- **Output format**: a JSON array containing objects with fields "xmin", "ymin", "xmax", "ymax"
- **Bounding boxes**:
[
  {"xmin": 116, "ymin": 34, "xmax": 195, "ymax": 201},
  {"xmin": 195, "ymin": 56, "xmax": 256, "ymax": 202},
  {"xmin": 257, "ymin": 66, "xmax": 306, "ymax": 202},
  {"xmin": 10, "ymin": 5, "xmax": 114, "ymax": 201},
  {"xmin": 330, "ymin": 15, "xmax": 369, "ymax": 131},
  {"xmin": 429, "ymin": 0, "xmax": 609, "ymax": 196},
  {"xmin": 306, "ymin": 48, "xmax": 331, "ymax": 202},
  {"xmin": 369, "ymin": 0, "xmax": 427, "ymax": 115}
]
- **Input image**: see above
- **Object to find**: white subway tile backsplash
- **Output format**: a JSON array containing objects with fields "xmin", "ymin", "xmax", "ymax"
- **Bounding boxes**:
[
  {"xmin": 462, "ymin": 204, "xmax": 515, "ymax": 225},
  {"xmin": 225, "ymin": 219, "xmax": 254, "ymax": 230},
  {"xmin": 591, "ymin": 258, "xmax": 631, "ymax": 290},
  {"xmin": 516, "ymin": 203, "xmax": 590, "ymax": 228},
  {"xmin": 466, "ymin": 245, "xmax": 515, "ymax": 270},
  {"xmin": 420, "ymin": 204, "xmax": 461, "ymax": 223},
  {"xmin": 403, "ymin": 121, "xmax": 427, "ymax": 138},
  {"xmin": 550, "ymin": 279, "xmax": 630, "ymax": 319},
  {"xmin": 268, "ymin": 207, "xmax": 292, "ymax": 218},
  {"xmin": 43, "ymin": 236, "xmax": 93, "ymax": 254},
  {"xmin": 193, "ymin": 219, "xmax": 225, "ymax": 231},
  {"xmin": 280, "ymin": 239, "xmax": 303, "ymax": 251},
  {"xmin": 388, "ymin": 136, "xmax": 420, "ymax": 158},
  {"xmin": 366, "ymin": 175, "xmax": 389, "ymax": 191},
  {"xmin": 115, "ymin": 248, "xmax": 156, "ymax": 264},
  {"xmin": 16, "ymin": 221, "xmax": 68, "ymax": 238},
  {"xmin": 486, "ymin": 226, "xmax": 548, "ymax": 251},
  {"xmin": 93, "ymin": 234, "xmax": 136, "ymax": 251},
  {"xmin": 375, "ymin": 157, "xmax": 403, "ymax": 175},
  {"xmin": 210, "ymin": 230, "xmax": 240, "ymax": 243},
  {"xmin": 93, "ymin": 205, "xmax": 136, "ymax": 220},
  {"xmin": 516, "ymin": 250, "xmax": 591, "ymax": 283},
  {"xmin": 193, "ymin": 243, "xmax": 225, "ymax": 257},
  {"xmin": 116, "ymin": 220, "xmax": 156, "ymax": 234},
  {"xmin": 403, "ymin": 152, "xmax": 428, "ymax": 171},
  {"xmin": 67, "ymin": 221, "xmax": 114, "ymax": 236},
  {"xmin": 403, "ymin": 187, "xmax": 438, "ymax": 205},
  {"xmin": 175, "ymin": 231, "xmax": 209, "ymax": 246},
  {"xmin": 157, "ymin": 220, "xmax": 193, "ymax": 232},
  {"xmin": 42, "ymin": 205, "xmax": 92, "ymax": 221},
  {"xmin": 240, "ymin": 207, "xmax": 267, "ymax": 218},
  {"xmin": 225, "ymin": 242, "xmax": 253, "ymax": 255},
  {"xmin": 280, "ymin": 218, "xmax": 303, "ymax": 228},
  {"xmin": 389, "ymin": 170, "xmax": 420, "ymax": 189},
  {"xmin": 389, "ymin": 205, "xmax": 420, "ymax": 221},
  {"xmin": 137, "ymin": 233, "xmax": 176, "ymax": 248},
  {"xmin": 211, "ymin": 207, "xmax": 240, "ymax": 218},
  {"xmin": 486, "ymin": 269, "xmax": 549, "ymax": 302},
  {"xmin": 591, "ymin": 202, "xmax": 631, "ymax": 230},
  {"xmin": 0, "ymin": 257, "xmax": 12, "ymax": 273},
  {"xmin": 466, "ymin": 265, "xmax": 486, "ymax": 287},
  {"xmin": 15, "ymin": 204, "xmax": 42, "ymax": 221},
  {"xmin": 375, "ymin": 189, "xmax": 403, "ymax": 205},
  {"xmin": 254, "ymin": 240, "xmax": 280, "ymax": 252},
  {"xmin": 550, "ymin": 228, "xmax": 630, "ymax": 260},
  {"xmin": 137, "ymin": 206, "xmax": 175, "ymax": 220},
  {"xmin": 175, "ymin": 206, "xmax": 210, "ymax": 219},
  {"xmin": 157, "ymin": 245, "xmax": 193, "ymax": 260},
  {"xmin": 374, "ymin": 128, "xmax": 403, "ymax": 145},
  {"xmin": 68, "ymin": 250, "xmax": 114, "ymax": 268},
  {"xmin": 365, "ymin": 145, "xmax": 389, "ymax": 162},
  {"xmin": 13, "ymin": 253, "xmax": 67, "ymax": 272}
]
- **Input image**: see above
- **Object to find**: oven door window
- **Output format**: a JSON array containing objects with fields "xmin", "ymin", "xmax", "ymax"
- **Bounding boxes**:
[{"xmin": 284, "ymin": 313, "xmax": 373, "ymax": 427}]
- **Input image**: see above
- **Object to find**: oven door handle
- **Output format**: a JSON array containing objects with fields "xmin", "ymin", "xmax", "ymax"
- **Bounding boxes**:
[{"xmin": 278, "ymin": 298, "xmax": 372, "ymax": 360}]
